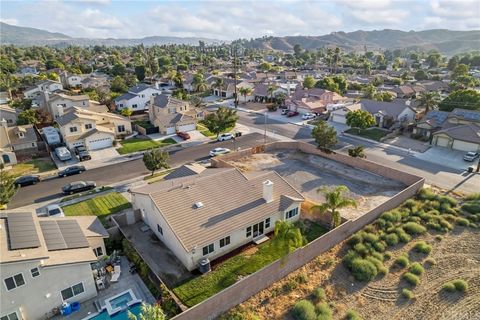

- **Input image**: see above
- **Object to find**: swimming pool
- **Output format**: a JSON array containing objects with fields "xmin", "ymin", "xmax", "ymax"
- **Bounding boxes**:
[
  {"xmin": 87, "ymin": 303, "xmax": 142, "ymax": 320},
  {"xmin": 105, "ymin": 289, "xmax": 138, "ymax": 315}
]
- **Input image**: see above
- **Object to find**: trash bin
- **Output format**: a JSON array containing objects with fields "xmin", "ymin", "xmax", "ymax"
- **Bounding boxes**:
[
  {"xmin": 468, "ymin": 166, "xmax": 474, "ymax": 173},
  {"xmin": 71, "ymin": 302, "xmax": 80, "ymax": 312},
  {"xmin": 61, "ymin": 303, "xmax": 72, "ymax": 315},
  {"xmin": 235, "ymin": 132, "xmax": 242, "ymax": 137}
]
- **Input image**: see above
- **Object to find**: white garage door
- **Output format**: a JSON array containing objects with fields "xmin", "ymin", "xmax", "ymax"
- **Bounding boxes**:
[
  {"xmin": 452, "ymin": 140, "xmax": 479, "ymax": 152},
  {"xmin": 331, "ymin": 114, "xmax": 346, "ymax": 124},
  {"xmin": 88, "ymin": 137, "xmax": 113, "ymax": 150},
  {"xmin": 177, "ymin": 123, "xmax": 196, "ymax": 132},
  {"xmin": 435, "ymin": 136, "xmax": 450, "ymax": 148},
  {"xmin": 165, "ymin": 126, "xmax": 176, "ymax": 134}
]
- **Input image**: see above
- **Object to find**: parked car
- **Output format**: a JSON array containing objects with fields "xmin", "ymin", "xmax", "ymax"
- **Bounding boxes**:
[
  {"xmin": 75, "ymin": 146, "xmax": 91, "ymax": 161},
  {"xmin": 463, "ymin": 151, "xmax": 479, "ymax": 162},
  {"xmin": 177, "ymin": 132, "xmax": 191, "ymax": 140},
  {"xmin": 46, "ymin": 204, "xmax": 65, "ymax": 217},
  {"xmin": 209, "ymin": 147, "xmax": 231, "ymax": 157},
  {"xmin": 62, "ymin": 181, "xmax": 96, "ymax": 195},
  {"xmin": 287, "ymin": 111, "xmax": 299, "ymax": 117},
  {"xmin": 302, "ymin": 113, "xmax": 316, "ymax": 120},
  {"xmin": 15, "ymin": 175, "xmax": 40, "ymax": 187},
  {"xmin": 281, "ymin": 109, "xmax": 289, "ymax": 115},
  {"xmin": 58, "ymin": 165, "xmax": 86, "ymax": 177},
  {"xmin": 55, "ymin": 147, "xmax": 72, "ymax": 161},
  {"xmin": 217, "ymin": 133, "xmax": 233, "ymax": 141}
]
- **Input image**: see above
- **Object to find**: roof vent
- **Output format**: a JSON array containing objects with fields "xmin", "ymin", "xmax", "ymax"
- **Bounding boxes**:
[{"xmin": 194, "ymin": 202, "xmax": 204, "ymax": 209}]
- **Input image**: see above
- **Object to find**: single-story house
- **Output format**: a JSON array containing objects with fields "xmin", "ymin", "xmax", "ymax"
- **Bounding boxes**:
[
  {"xmin": 431, "ymin": 123, "xmax": 480, "ymax": 152},
  {"xmin": 329, "ymin": 103, "xmax": 361, "ymax": 124},
  {"xmin": 287, "ymin": 88, "xmax": 347, "ymax": 114},
  {"xmin": 412, "ymin": 110, "xmax": 449, "ymax": 139},
  {"xmin": 130, "ymin": 167, "xmax": 304, "ymax": 271},
  {"xmin": 360, "ymin": 99, "xmax": 417, "ymax": 128}
]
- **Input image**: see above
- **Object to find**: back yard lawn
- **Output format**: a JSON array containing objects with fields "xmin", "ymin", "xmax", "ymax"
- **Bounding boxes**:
[
  {"xmin": 133, "ymin": 120, "xmax": 154, "ymax": 129},
  {"xmin": 11, "ymin": 158, "xmax": 56, "ymax": 175},
  {"xmin": 345, "ymin": 128, "xmax": 388, "ymax": 141},
  {"xmin": 62, "ymin": 192, "xmax": 131, "ymax": 223},
  {"xmin": 117, "ymin": 138, "xmax": 176, "ymax": 154}
]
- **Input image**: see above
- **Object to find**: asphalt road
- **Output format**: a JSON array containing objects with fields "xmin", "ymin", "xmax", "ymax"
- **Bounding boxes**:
[{"xmin": 9, "ymin": 133, "xmax": 266, "ymax": 209}]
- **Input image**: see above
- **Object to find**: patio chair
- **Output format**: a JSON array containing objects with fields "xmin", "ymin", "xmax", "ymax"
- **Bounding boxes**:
[
  {"xmin": 110, "ymin": 272, "xmax": 120, "ymax": 282},
  {"xmin": 114, "ymin": 265, "xmax": 121, "ymax": 275}
]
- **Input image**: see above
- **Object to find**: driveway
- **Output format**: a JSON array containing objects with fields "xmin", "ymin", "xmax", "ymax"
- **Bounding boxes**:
[
  {"xmin": 415, "ymin": 146, "xmax": 474, "ymax": 171},
  {"xmin": 89, "ymin": 147, "xmax": 119, "ymax": 160}
]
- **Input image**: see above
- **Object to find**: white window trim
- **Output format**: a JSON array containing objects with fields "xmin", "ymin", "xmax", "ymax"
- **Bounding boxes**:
[
  {"xmin": 61, "ymin": 281, "xmax": 85, "ymax": 301},
  {"xmin": 1, "ymin": 311, "xmax": 19, "ymax": 320},
  {"xmin": 3, "ymin": 273, "xmax": 26, "ymax": 292}
]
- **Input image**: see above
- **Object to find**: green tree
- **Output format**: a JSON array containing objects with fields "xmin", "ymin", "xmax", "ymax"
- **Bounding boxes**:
[
  {"xmin": 310, "ymin": 186, "xmax": 357, "ymax": 228},
  {"xmin": 143, "ymin": 149, "xmax": 170, "ymax": 176},
  {"xmin": 447, "ymin": 56, "xmax": 459, "ymax": 71},
  {"xmin": 239, "ymin": 86, "xmax": 252, "ymax": 103},
  {"xmin": 303, "ymin": 75, "xmax": 316, "ymax": 89},
  {"xmin": 438, "ymin": 89, "xmax": 480, "ymax": 112},
  {"xmin": 267, "ymin": 85, "xmax": 276, "ymax": 101},
  {"xmin": 273, "ymin": 220, "xmax": 306, "ymax": 255},
  {"xmin": 128, "ymin": 303, "xmax": 166, "ymax": 320},
  {"xmin": 134, "ymin": 65, "xmax": 146, "ymax": 81},
  {"xmin": 362, "ymin": 84, "xmax": 377, "ymax": 99},
  {"xmin": 346, "ymin": 110, "xmax": 376, "ymax": 132},
  {"xmin": 311, "ymin": 121, "xmax": 337, "ymax": 150},
  {"xmin": 17, "ymin": 109, "xmax": 39, "ymax": 125},
  {"xmin": 202, "ymin": 107, "xmax": 239, "ymax": 138},
  {"xmin": 417, "ymin": 91, "xmax": 441, "ymax": 114},
  {"xmin": 192, "ymin": 73, "xmax": 208, "ymax": 92},
  {"xmin": 452, "ymin": 64, "xmax": 469, "ymax": 80},
  {"xmin": 111, "ymin": 63, "xmax": 127, "ymax": 76},
  {"xmin": 47, "ymin": 72, "xmax": 59, "ymax": 81},
  {"xmin": 414, "ymin": 70, "xmax": 429, "ymax": 81},
  {"xmin": 111, "ymin": 76, "xmax": 128, "ymax": 93},
  {"xmin": 0, "ymin": 163, "xmax": 18, "ymax": 208},
  {"xmin": 121, "ymin": 107, "xmax": 133, "ymax": 118},
  {"xmin": 212, "ymin": 78, "xmax": 225, "ymax": 96},
  {"xmin": 348, "ymin": 145, "xmax": 366, "ymax": 158}
]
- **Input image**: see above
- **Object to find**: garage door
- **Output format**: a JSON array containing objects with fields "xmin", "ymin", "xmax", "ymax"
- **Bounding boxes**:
[
  {"xmin": 87, "ymin": 137, "xmax": 112, "ymax": 150},
  {"xmin": 177, "ymin": 123, "xmax": 196, "ymax": 132},
  {"xmin": 452, "ymin": 140, "xmax": 479, "ymax": 152},
  {"xmin": 435, "ymin": 136, "xmax": 450, "ymax": 148},
  {"xmin": 165, "ymin": 126, "xmax": 176, "ymax": 134},
  {"xmin": 331, "ymin": 114, "xmax": 346, "ymax": 124}
]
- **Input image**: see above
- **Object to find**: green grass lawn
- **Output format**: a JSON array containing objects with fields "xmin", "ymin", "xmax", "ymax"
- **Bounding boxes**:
[
  {"xmin": 303, "ymin": 221, "xmax": 329, "ymax": 243},
  {"xmin": 11, "ymin": 158, "xmax": 56, "ymax": 176},
  {"xmin": 117, "ymin": 138, "xmax": 176, "ymax": 154},
  {"xmin": 197, "ymin": 123, "xmax": 234, "ymax": 138},
  {"xmin": 62, "ymin": 192, "xmax": 132, "ymax": 223},
  {"xmin": 133, "ymin": 120, "xmax": 154, "ymax": 129},
  {"xmin": 345, "ymin": 128, "xmax": 388, "ymax": 141}
]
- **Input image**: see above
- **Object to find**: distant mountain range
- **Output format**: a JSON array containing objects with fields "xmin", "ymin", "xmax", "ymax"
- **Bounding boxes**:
[{"xmin": 2, "ymin": 22, "xmax": 480, "ymax": 55}]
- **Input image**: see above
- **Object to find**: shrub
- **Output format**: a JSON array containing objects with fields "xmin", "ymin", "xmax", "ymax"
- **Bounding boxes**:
[
  {"xmin": 363, "ymin": 233, "xmax": 379, "ymax": 243},
  {"xmin": 438, "ymin": 195, "xmax": 458, "ymax": 207},
  {"xmin": 347, "ymin": 233, "xmax": 363, "ymax": 246},
  {"xmin": 351, "ymin": 258, "xmax": 378, "ymax": 281},
  {"xmin": 452, "ymin": 279, "xmax": 468, "ymax": 292},
  {"xmin": 398, "ymin": 231, "xmax": 412, "ymax": 243},
  {"xmin": 384, "ymin": 252, "xmax": 392, "ymax": 260},
  {"xmin": 313, "ymin": 288, "xmax": 326, "ymax": 302},
  {"xmin": 283, "ymin": 280, "xmax": 298, "ymax": 292},
  {"xmin": 413, "ymin": 241, "xmax": 432, "ymax": 254},
  {"xmin": 354, "ymin": 243, "xmax": 369, "ymax": 256},
  {"xmin": 292, "ymin": 300, "xmax": 316, "ymax": 320},
  {"xmin": 402, "ymin": 272, "xmax": 420, "ymax": 286},
  {"xmin": 375, "ymin": 218, "xmax": 387, "ymax": 230},
  {"xmin": 296, "ymin": 273, "xmax": 309, "ymax": 284},
  {"xmin": 462, "ymin": 201, "xmax": 480, "ymax": 214},
  {"xmin": 373, "ymin": 241, "xmax": 386, "ymax": 252},
  {"xmin": 424, "ymin": 257, "xmax": 437, "ymax": 267},
  {"xmin": 435, "ymin": 235, "xmax": 443, "ymax": 241},
  {"xmin": 345, "ymin": 309, "xmax": 363, "ymax": 320},
  {"xmin": 409, "ymin": 262, "xmax": 425, "ymax": 275},
  {"xmin": 385, "ymin": 233, "xmax": 399, "ymax": 246},
  {"xmin": 381, "ymin": 210, "xmax": 401, "ymax": 223},
  {"xmin": 402, "ymin": 222, "xmax": 427, "ymax": 235},
  {"xmin": 371, "ymin": 251, "xmax": 384, "ymax": 262},
  {"xmin": 343, "ymin": 250, "xmax": 359, "ymax": 269},
  {"xmin": 456, "ymin": 217, "xmax": 470, "ymax": 226},
  {"xmin": 442, "ymin": 282, "xmax": 456, "ymax": 292},
  {"xmin": 417, "ymin": 188, "xmax": 436, "ymax": 201},
  {"xmin": 315, "ymin": 302, "xmax": 332, "ymax": 320},
  {"xmin": 401, "ymin": 288, "xmax": 414, "ymax": 299},
  {"xmin": 439, "ymin": 218, "xmax": 454, "ymax": 230},
  {"xmin": 465, "ymin": 193, "xmax": 480, "ymax": 201},
  {"xmin": 395, "ymin": 255, "xmax": 409, "ymax": 268}
]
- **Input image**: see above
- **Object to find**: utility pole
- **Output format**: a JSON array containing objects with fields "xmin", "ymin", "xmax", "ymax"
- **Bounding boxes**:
[
  {"xmin": 233, "ymin": 45, "xmax": 238, "ymax": 109},
  {"xmin": 264, "ymin": 111, "xmax": 267, "ymax": 144}
]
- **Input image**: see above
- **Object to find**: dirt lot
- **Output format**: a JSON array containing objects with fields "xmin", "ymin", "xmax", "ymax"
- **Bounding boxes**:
[{"xmin": 227, "ymin": 151, "xmax": 405, "ymax": 220}]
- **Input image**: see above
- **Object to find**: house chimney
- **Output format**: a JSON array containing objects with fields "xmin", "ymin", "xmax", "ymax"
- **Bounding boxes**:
[{"xmin": 263, "ymin": 180, "xmax": 273, "ymax": 203}]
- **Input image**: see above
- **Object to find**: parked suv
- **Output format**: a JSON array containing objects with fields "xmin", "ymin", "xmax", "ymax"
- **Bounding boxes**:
[
  {"xmin": 218, "ymin": 133, "xmax": 233, "ymax": 141},
  {"xmin": 62, "ymin": 181, "xmax": 96, "ymax": 194},
  {"xmin": 463, "ymin": 151, "xmax": 479, "ymax": 162},
  {"xmin": 58, "ymin": 165, "xmax": 86, "ymax": 177},
  {"xmin": 75, "ymin": 146, "xmax": 91, "ymax": 161},
  {"xmin": 55, "ymin": 147, "xmax": 72, "ymax": 161}
]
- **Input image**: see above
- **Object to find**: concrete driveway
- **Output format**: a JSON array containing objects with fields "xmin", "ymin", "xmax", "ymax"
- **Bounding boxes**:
[
  {"xmin": 415, "ymin": 146, "xmax": 473, "ymax": 171},
  {"xmin": 89, "ymin": 147, "xmax": 119, "ymax": 160}
]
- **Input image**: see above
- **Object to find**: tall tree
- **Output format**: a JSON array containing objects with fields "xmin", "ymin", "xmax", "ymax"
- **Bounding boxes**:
[
  {"xmin": 310, "ymin": 185, "xmax": 357, "ymax": 228},
  {"xmin": 0, "ymin": 163, "xmax": 18, "ymax": 208},
  {"xmin": 273, "ymin": 220, "xmax": 306, "ymax": 255},
  {"xmin": 439, "ymin": 89, "xmax": 480, "ymax": 112},
  {"xmin": 239, "ymin": 86, "xmax": 252, "ymax": 103},
  {"xmin": 128, "ymin": 303, "xmax": 166, "ymax": 320},
  {"xmin": 134, "ymin": 65, "xmax": 146, "ymax": 81},
  {"xmin": 303, "ymin": 75, "xmax": 316, "ymax": 89},
  {"xmin": 417, "ymin": 91, "xmax": 441, "ymax": 114},
  {"xmin": 121, "ymin": 107, "xmax": 133, "ymax": 118},
  {"xmin": 143, "ymin": 149, "xmax": 170, "ymax": 176},
  {"xmin": 202, "ymin": 107, "xmax": 239, "ymax": 138},
  {"xmin": 346, "ymin": 110, "xmax": 376, "ymax": 132},
  {"xmin": 311, "ymin": 121, "xmax": 337, "ymax": 150},
  {"xmin": 267, "ymin": 85, "xmax": 276, "ymax": 102},
  {"xmin": 17, "ymin": 109, "xmax": 39, "ymax": 125},
  {"xmin": 192, "ymin": 73, "xmax": 208, "ymax": 92},
  {"xmin": 212, "ymin": 78, "xmax": 224, "ymax": 96}
]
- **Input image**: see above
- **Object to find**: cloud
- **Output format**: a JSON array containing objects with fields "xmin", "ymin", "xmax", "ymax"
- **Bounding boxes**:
[
  {"xmin": 429, "ymin": 0, "xmax": 480, "ymax": 19},
  {"xmin": 0, "ymin": 18, "xmax": 19, "ymax": 25},
  {"xmin": 349, "ymin": 9, "xmax": 409, "ymax": 25}
]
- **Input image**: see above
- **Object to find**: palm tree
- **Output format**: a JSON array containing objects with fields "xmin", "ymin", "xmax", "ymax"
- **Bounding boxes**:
[
  {"xmin": 273, "ymin": 220, "xmax": 305, "ymax": 254},
  {"xmin": 310, "ymin": 185, "xmax": 357, "ymax": 229},
  {"xmin": 213, "ymin": 78, "xmax": 224, "ymax": 97},
  {"xmin": 267, "ymin": 85, "xmax": 276, "ymax": 102},
  {"xmin": 192, "ymin": 73, "xmax": 208, "ymax": 92},
  {"xmin": 239, "ymin": 87, "xmax": 252, "ymax": 103},
  {"xmin": 128, "ymin": 303, "xmax": 166, "ymax": 320},
  {"xmin": 417, "ymin": 91, "xmax": 441, "ymax": 114}
]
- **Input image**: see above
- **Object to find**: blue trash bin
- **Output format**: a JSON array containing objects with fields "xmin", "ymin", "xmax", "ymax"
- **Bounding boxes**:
[{"xmin": 71, "ymin": 302, "xmax": 80, "ymax": 312}]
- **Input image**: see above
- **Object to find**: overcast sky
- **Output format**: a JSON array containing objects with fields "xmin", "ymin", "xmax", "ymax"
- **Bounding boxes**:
[{"xmin": 1, "ymin": 0, "xmax": 479, "ymax": 40}]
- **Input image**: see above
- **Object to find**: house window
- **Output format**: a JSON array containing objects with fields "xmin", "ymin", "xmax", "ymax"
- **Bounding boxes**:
[
  {"xmin": 118, "ymin": 125, "xmax": 125, "ymax": 133},
  {"xmin": 118, "ymin": 104, "xmax": 123, "ymax": 108},
  {"xmin": 93, "ymin": 247, "xmax": 103, "ymax": 257},
  {"xmin": 285, "ymin": 207, "xmax": 299, "ymax": 219},
  {"xmin": 132, "ymin": 104, "xmax": 138, "ymax": 109},
  {"xmin": 4, "ymin": 273, "xmax": 25, "ymax": 291},
  {"xmin": 246, "ymin": 226, "xmax": 252, "ymax": 238},
  {"xmin": 202, "ymin": 243, "xmax": 214, "ymax": 256},
  {"xmin": 61, "ymin": 282, "xmax": 84, "ymax": 300},
  {"xmin": 0, "ymin": 312, "xmax": 19, "ymax": 320},
  {"xmin": 157, "ymin": 224, "xmax": 163, "ymax": 235},
  {"xmin": 6, "ymin": 119, "xmax": 12, "ymax": 124},
  {"xmin": 85, "ymin": 124, "xmax": 93, "ymax": 130},
  {"xmin": 265, "ymin": 218, "xmax": 271, "ymax": 229},
  {"xmin": 30, "ymin": 267, "xmax": 40, "ymax": 278},
  {"xmin": 31, "ymin": 143, "xmax": 35, "ymax": 147},
  {"xmin": 219, "ymin": 236, "xmax": 230, "ymax": 248},
  {"xmin": 70, "ymin": 126, "xmax": 78, "ymax": 133}
]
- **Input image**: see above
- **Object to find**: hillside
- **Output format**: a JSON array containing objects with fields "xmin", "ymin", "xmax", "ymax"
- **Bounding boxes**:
[
  {"xmin": 0, "ymin": 22, "xmax": 71, "ymax": 44},
  {"xmin": 237, "ymin": 29, "xmax": 480, "ymax": 55}
]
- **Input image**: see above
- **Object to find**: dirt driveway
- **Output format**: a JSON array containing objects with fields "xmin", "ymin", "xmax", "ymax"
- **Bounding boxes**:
[{"xmin": 227, "ymin": 151, "xmax": 405, "ymax": 219}]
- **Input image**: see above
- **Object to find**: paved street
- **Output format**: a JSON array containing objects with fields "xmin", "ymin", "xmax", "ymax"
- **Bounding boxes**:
[{"xmin": 9, "ymin": 133, "xmax": 266, "ymax": 209}]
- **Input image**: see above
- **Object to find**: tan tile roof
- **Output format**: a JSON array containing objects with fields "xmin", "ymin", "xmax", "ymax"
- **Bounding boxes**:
[{"xmin": 132, "ymin": 168, "xmax": 304, "ymax": 252}]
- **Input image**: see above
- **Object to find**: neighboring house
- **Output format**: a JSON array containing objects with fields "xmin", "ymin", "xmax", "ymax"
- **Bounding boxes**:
[
  {"xmin": 252, "ymin": 83, "xmax": 286, "ymax": 102},
  {"xmin": 287, "ymin": 88, "xmax": 347, "ymax": 114},
  {"xmin": 23, "ymin": 80, "xmax": 63, "ymax": 99},
  {"xmin": 360, "ymin": 99, "xmax": 417, "ymax": 128},
  {"xmin": 0, "ymin": 122, "xmax": 39, "ymax": 162},
  {"xmin": 56, "ymin": 107, "xmax": 132, "ymax": 150},
  {"xmin": 131, "ymin": 167, "xmax": 304, "ymax": 271},
  {"xmin": 0, "ymin": 124, "xmax": 17, "ymax": 165},
  {"xmin": 0, "ymin": 92, "xmax": 10, "ymax": 104},
  {"xmin": 0, "ymin": 105, "xmax": 18, "ymax": 127},
  {"xmin": 0, "ymin": 212, "xmax": 108, "ymax": 320},
  {"xmin": 329, "ymin": 103, "xmax": 361, "ymax": 124},
  {"xmin": 60, "ymin": 71, "xmax": 84, "ymax": 88},
  {"xmin": 44, "ymin": 92, "xmax": 90, "ymax": 119},
  {"xmin": 114, "ymin": 84, "xmax": 162, "ymax": 111},
  {"xmin": 431, "ymin": 123, "xmax": 480, "ymax": 152},
  {"xmin": 149, "ymin": 94, "xmax": 200, "ymax": 134},
  {"xmin": 80, "ymin": 75, "xmax": 110, "ymax": 90},
  {"xmin": 18, "ymin": 66, "xmax": 38, "ymax": 76},
  {"xmin": 412, "ymin": 110, "xmax": 449, "ymax": 139},
  {"xmin": 211, "ymin": 78, "xmax": 252, "ymax": 98}
]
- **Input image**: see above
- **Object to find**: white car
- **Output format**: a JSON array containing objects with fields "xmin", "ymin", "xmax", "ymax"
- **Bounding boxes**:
[
  {"xmin": 463, "ymin": 151, "xmax": 479, "ymax": 162},
  {"xmin": 218, "ymin": 133, "xmax": 234, "ymax": 141},
  {"xmin": 302, "ymin": 113, "xmax": 316, "ymax": 120},
  {"xmin": 55, "ymin": 147, "xmax": 72, "ymax": 161},
  {"xmin": 209, "ymin": 147, "xmax": 231, "ymax": 157},
  {"xmin": 46, "ymin": 204, "xmax": 65, "ymax": 217}
]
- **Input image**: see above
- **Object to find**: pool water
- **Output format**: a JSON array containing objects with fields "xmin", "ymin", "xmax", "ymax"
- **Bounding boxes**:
[
  {"xmin": 108, "ymin": 292, "xmax": 133, "ymax": 310},
  {"xmin": 89, "ymin": 303, "xmax": 142, "ymax": 320}
]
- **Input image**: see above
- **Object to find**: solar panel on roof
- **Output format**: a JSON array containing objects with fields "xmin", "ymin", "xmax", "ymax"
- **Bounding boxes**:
[
  {"xmin": 39, "ymin": 219, "xmax": 89, "ymax": 251},
  {"xmin": 39, "ymin": 220, "xmax": 68, "ymax": 250},
  {"xmin": 7, "ymin": 212, "xmax": 41, "ymax": 250}
]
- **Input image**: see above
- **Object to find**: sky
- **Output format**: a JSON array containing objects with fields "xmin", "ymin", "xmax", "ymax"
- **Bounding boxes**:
[{"xmin": 1, "ymin": 0, "xmax": 479, "ymax": 40}]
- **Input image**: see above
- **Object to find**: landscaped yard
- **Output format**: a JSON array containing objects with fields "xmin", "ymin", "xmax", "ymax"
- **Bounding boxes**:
[
  {"xmin": 62, "ymin": 192, "xmax": 132, "ymax": 223},
  {"xmin": 197, "ymin": 123, "xmax": 234, "ymax": 138},
  {"xmin": 10, "ymin": 158, "xmax": 56, "ymax": 176},
  {"xmin": 117, "ymin": 138, "xmax": 176, "ymax": 154},
  {"xmin": 345, "ymin": 128, "xmax": 388, "ymax": 141},
  {"xmin": 133, "ymin": 120, "xmax": 154, "ymax": 129}
]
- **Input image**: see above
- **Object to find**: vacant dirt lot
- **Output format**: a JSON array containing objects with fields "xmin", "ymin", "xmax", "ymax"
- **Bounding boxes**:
[{"xmin": 227, "ymin": 151, "xmax": 405, "ymax": 219}]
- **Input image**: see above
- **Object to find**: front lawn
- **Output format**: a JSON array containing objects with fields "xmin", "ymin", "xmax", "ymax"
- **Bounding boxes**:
[
  {"xmin": 117, "ymin": 138, "xmax": 176, "ymax": 154},
  {"xmin": 62, "ymin": 192, "xmax": 132, "ymax": 223},
  {"xmin": 11, "ymin": 158, "xmax": 56, "ymax": 176},
  {"xmin": 345, "ymin": 128, "xmax": 388, "ymax": 141},
  {"xmin": 197, "ymin": 123, "xmax": 234, "ymax": 138}
]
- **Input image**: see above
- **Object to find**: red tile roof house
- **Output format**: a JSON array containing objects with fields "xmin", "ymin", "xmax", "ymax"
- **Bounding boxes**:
[{"xmin": 286, "ymin": 88, "xmax": 347, "ymax": 114}]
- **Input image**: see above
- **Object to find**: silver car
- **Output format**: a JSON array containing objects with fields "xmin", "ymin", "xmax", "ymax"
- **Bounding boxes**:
[{"xmin": 463, "ymin": 151, "xmax": 479, "ymax": 162}]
